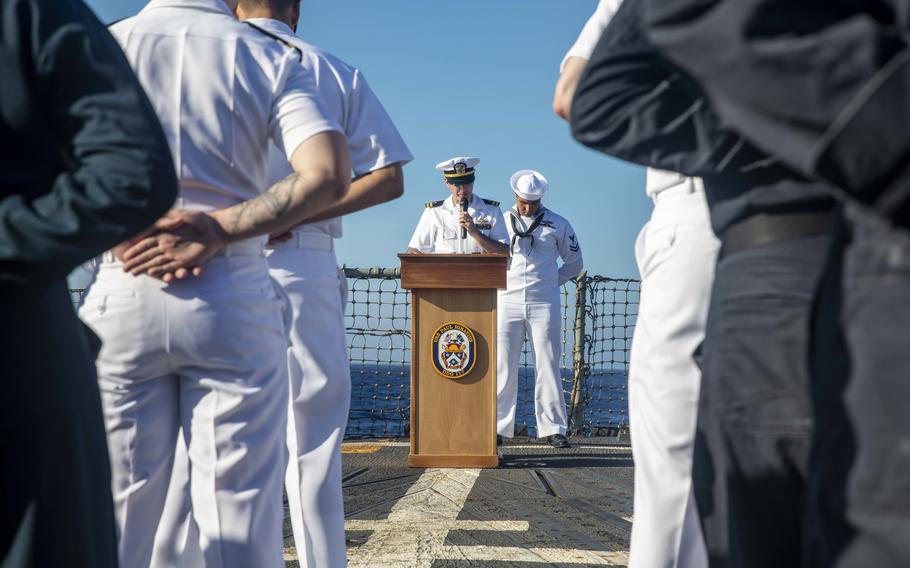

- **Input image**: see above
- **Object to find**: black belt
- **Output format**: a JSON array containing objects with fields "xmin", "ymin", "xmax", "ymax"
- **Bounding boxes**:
[{"xmin": 720, "ymin": 210, "xmax": 835, "ymax": 258}]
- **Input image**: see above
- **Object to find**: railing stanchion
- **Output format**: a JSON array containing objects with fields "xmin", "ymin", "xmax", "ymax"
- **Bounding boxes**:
[{"xmin": 567, "ymin": 272, "xmax": 589, "ymax": 436}]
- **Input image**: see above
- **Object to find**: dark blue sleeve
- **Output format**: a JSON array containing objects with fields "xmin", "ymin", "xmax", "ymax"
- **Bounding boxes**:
[
  {"xmin": 0, "ymin": 0, "xmax": 177, "ymax": 285},
  {"xmin": 645, "ymin": 0, "xmax": 910, "ymax": 221},
  {"xmin": 570, "ymin": 0, "xmax": 774, "ymax": 178}
]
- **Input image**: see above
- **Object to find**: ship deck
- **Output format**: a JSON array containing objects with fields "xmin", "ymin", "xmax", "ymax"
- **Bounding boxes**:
[{"xmin": 283, "ymin": 437, "xmax": 633, "ymax": 567}]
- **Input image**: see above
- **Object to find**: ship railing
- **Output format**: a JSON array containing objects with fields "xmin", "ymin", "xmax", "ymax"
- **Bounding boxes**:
[{"xmin": 71, "ymin": 268, "xmax": 640, "ymax": 439}]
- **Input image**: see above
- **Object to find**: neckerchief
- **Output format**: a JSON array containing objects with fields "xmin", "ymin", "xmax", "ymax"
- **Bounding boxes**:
[{"xmin": 509, "ymin": 207, "xmax": 546, "ymax": 254}]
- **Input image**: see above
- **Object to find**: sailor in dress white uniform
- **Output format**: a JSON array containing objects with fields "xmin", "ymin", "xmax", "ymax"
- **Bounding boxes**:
[
  {"xmin": 251, "ymin": 7, "xmax": 412, "ymax": 568},
  {"xmin": 556, "ymin": 3, "xmax": 716, "ymax": 565},
  {"xmin": 407, "ymin": 157, "xmax": 509, "ymax": 255},
  {"xmin": 80, "ymin": 1, "xmax": 351, "ymax": 566},
  {"xmin": 149, "ymin": 2, "xmax": 413, "ymax": 567},
  {"xmin": 496, "ymin": 170, "xmax": 583, "ymax": 448}
]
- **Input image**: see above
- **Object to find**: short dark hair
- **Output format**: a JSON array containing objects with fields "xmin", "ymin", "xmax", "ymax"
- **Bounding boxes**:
[{"xmin": 237, "ymin": 0, "xmax": 300, "ymax": 14}]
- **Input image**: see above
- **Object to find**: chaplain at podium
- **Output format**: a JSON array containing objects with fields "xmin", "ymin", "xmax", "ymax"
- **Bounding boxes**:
[{"xmin": 407, "ymin": 157, "xmax": 509, "ymax": 254}]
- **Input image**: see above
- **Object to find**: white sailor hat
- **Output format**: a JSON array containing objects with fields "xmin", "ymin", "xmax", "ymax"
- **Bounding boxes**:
[
  {"xmin": 436, "ymin": 156, "xmax": 480, "ymax": 185},
  {"xmin": 510, "ymin": 170, "xmax": 549, "ymax": 201}
]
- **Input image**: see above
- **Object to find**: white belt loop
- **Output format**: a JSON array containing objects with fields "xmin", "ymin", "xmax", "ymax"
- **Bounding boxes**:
[
  {"xmin": 650, "ymin": 188, "xmax": 712, "ymax": 227},
  {"xmin": 291, "ymin": 232, "xmax": 334, "ymax": 252},
  {"xmin": 653, "ymin": 183, "xmax": 692, "ymax": 203},
  {"xmin": 221, "ymin": 238, "xmax": 266, "ymax": 257},
  {"xmin": 101, "ymin": 238, "xmax": 265, "ymax": 265}
]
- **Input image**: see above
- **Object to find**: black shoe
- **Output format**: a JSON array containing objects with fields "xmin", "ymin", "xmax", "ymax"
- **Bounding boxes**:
[
  {"xmin": 546, "ymin": 434, "xmax": 571, "ymax": 449},
  {"xmin": 497, "ymin": 435, "xmax": 504, "ymax": 446}
]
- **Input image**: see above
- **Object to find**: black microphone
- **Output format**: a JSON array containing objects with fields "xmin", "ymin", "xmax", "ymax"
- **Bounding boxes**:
[{"xmin": 460, "ymin": 198, "xmax": 468, "ymax": 239}]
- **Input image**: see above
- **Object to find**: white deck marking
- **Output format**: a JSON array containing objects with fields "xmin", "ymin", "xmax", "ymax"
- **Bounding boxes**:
[
  {"xmin": 437, "ymin": 546, "xmax": 629, "ymax": 565},
  {"xmin": 345, "ymin": 468, "xmax": 630, "ymax": 567},
  {"xmin": 345, "ymin": 519, "xmax": 530, "ymax": 531}
]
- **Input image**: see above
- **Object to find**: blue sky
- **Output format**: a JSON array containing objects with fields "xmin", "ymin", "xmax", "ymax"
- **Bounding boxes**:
[{"xmin": 83, "ymin": 0, "xmax": 651, "ymax": 279}]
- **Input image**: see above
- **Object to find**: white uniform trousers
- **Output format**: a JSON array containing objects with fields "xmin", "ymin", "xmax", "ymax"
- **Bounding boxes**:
[
  {"xmin": 150, "ymin": 431, "xmax": 203, "ymax": 568},
  {"xmin": 80, "ymin": 253, "xmax": 289, "ymax": 568},
  {"xmin": 267, "ymin": 238, "xmax": 350, "ymax": 568},
  {"xmin": 627, "ymin": 188, "xmax": 717, "ymax": 568},
  {"xmin": 147, "ymin": 241, "xmax": 348, "ymax": 568},
  {"xmin": 496, "ymin": 300, "xmax": 568, "ymax": 437}
]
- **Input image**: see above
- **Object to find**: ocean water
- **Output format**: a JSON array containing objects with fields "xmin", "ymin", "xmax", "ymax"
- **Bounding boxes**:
[
  {"xmin": 64, "ymin": 299, "xmax": 627, "ymax": 438},
  {"xmin": 345, "ymin": 363, "xmax": 628, "ymax": 439}
]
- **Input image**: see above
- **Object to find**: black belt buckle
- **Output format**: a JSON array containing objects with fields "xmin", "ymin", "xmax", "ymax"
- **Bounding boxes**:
[{"xmin": 721, "ymin": 210, "xmax": 834, "ymax": 258}]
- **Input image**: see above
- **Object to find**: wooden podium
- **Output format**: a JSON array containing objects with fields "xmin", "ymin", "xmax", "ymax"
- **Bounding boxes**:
[{"xmin": 399, "ymin": 253, "xmax": 508, "ymax": 468}]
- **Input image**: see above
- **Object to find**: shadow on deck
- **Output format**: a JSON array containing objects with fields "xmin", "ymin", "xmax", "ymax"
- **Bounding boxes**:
[{"xmin": 283, "ymin": 437, "xmax": 634, "ymax": 567}]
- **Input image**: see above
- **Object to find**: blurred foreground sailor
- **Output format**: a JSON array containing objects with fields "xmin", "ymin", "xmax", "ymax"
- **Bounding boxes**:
[
  {"xmin": 0, "ymin": 1, "xmax": 177, "ymax": 565},
  {"xmin": 152, "ymin": 1, "xmax": 413, "ymax": 566},
  {"xmin": 407, "ymin": 157, "xmax": 509, "ymax": 254},
  {"xmin": 553, "ymin": 0, "xmax": 623, "ymax": 120},
  {"xmin": 556, "ymin": 2, "xmax": 714, "ymax": 565},
  {"xmin": 645, "ymin": 2, "xmax": 910, "ymax": 565},
  {"xmin": 496, "ymin": 171, "xmax": 583, "ymax": 449},
  {"xmin": 79, "ymin": 0, "xmax": 351, "ymax": 566},
  {"xmin": 572, "ymin": 0, "xmax": 836, "ymax": 564}
]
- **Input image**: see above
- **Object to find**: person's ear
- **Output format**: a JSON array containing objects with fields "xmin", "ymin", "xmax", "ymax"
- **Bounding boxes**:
[{"xmin": 224, "ymin": 0, "xmax": 239, "ymax": 18}]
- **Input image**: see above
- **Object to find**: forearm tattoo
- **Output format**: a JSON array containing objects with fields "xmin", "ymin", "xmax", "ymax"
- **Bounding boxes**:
[{"xmin": 224, "ymin": 173, "xmax": 300, "ymax": 237}]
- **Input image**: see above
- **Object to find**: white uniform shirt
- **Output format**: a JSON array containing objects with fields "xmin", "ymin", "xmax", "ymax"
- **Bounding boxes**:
[
  {"xmin": 645, "ymin": 169, "xmax": 705, "ymax": 201},
  {"xmin": 110, "ymin": 0, "xmax": 341, "ymax": 241},
  {"xmin": 499, "ymin": 207, "xmax": 584, "ymax": 304},
  {"xmin": 560, "ymin": 0, "xmax": 624, "ymax": 70},
  {"xmin": 248, "ymin": 19, "xmax": 413, "ymax": 239},
  {"xmin": 561, "ymin": 0, "xmax": 698, "ymax": 200},
  {"xmin": 408, "ymin": 195, "xmax": 508, "ymax": 254}
]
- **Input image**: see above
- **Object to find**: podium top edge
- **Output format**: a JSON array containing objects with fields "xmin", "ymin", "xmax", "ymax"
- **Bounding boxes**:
[{"xmin": 397, "ymin": 253, "xmax": 510, "ymax": 259}]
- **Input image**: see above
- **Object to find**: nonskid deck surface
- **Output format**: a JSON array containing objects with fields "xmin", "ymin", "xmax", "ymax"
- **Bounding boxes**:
[{"xmin": 282, "ymin": 437, "xmax": 634, "ymax": 567}]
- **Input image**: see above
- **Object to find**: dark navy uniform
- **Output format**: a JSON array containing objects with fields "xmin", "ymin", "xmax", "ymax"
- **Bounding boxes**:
[
  {"xmin": 0, "ymin": 0, "xmax": 176, "ymax": 565},
  {"xmin": 571, "ymin": 1, "xmax": 836, "ymax": 565},
  {"xmin": 645, "ymin": 0, "xmax": 910, "ymax": 220},
  {"xmin": 645, "ymin": 2, "xmax": 910, "ymax": 566}
]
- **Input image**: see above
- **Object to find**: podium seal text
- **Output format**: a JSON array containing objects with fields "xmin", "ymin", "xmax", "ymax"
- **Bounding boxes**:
[{"xmin": 431, "ymin": 322, "xmax": 477, "ymax": 379}]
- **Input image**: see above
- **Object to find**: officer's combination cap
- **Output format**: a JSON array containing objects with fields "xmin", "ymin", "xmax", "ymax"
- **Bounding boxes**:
[
  {"xmin": 436, "ymin": 156, "xmax": 479, "ymax": 186},
  {"xmin": 510, "ymin": 169, "xmax": 548, "ymax": 201}
]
